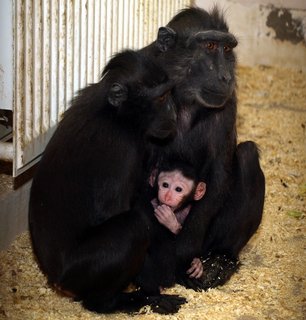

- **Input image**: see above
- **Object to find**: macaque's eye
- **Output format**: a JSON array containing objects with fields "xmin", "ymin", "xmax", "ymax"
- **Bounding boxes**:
[
  {"xmin": 159, "ymin": 95, "xmax": 166, "ymax": 103},
  {"xmin": 205, "ymin": 41, "xmax": 217, "ymax": 51},
  {"xmin": 162, "ymin": 182, "xmax": 169, "ymax": 188},
  {"xmin": 175, "ymin": 187, "xmax": 183, "ymax": 192},
  {"xmin": 158, "ymin": 90, "xmax": 170, "ymax": 103},
  {"xmin": 223, "ymin": 44, "xmax": 232, "ymax": 53}
]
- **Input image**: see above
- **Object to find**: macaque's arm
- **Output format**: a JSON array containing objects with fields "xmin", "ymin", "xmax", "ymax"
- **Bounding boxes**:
[
  {"xmin": 154, "ymin": 205, "xmax": 182, "ymax": 234},
  {"xmin": 186, "ymin": 257, "xmax": 203, "ymax": 279}
]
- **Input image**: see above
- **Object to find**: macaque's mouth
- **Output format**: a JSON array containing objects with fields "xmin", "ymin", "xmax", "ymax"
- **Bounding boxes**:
[{"xmin": 195, "ymin": 91, "xmax": 227, "ymax": 109}]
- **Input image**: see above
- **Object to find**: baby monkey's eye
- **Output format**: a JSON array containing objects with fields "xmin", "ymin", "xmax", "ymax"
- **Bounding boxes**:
[
  {"xmin": 162, "ymin": 182, "xmax": 169, "ymax": 188},
  {"xmin": 175, "ymin": 187, "xmax": 183, "ymax": 192}
]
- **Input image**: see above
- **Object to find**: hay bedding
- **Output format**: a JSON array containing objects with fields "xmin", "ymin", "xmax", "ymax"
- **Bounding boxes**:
[{"xmin": 0, "ymin": 66, "xmax": 305, "ymax": 320}]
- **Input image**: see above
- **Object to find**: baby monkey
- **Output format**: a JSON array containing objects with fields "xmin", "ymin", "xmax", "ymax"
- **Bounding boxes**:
[{"xmin": 151, "ymin": 161, "xmax": 206, "ymax": 279}]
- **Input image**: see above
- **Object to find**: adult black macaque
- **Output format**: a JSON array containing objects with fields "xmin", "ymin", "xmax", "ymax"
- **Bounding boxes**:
[
  {"xmin": 29, "ymin": 50, "xmax": 187, "ymax": 314},
  {"xmin": 142, "ymin": 6, "xmax": 265, "ymax": 291}
]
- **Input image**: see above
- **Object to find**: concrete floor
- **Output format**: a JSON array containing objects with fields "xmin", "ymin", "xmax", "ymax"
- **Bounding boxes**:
[{"xmin": 0, "ymin": 177, "xmax": 31, "ymax": 251}]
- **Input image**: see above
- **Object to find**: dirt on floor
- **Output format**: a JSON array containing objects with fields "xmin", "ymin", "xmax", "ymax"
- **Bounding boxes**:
[{"xmin": 0, "ymin": 66, "xmax": 305, "ymax": 320}]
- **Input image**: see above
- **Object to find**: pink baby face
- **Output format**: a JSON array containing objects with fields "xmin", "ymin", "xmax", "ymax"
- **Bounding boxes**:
[{"xmin": 157, "ymin": 170, "xmax": 194, "ymax": 211}]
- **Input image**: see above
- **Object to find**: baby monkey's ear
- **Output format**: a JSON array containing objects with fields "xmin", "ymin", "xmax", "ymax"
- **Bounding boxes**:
[{"xmin": 194, "ymin": 182, "xmax": 206, "ymax": 201}]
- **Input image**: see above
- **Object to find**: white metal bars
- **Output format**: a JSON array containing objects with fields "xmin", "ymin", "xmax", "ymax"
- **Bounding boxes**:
[{"xmin": 13, "ymin": 0, "xmax": 191, "ymax": 177}]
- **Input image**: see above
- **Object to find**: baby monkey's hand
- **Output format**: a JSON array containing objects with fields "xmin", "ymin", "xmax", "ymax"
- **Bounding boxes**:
[
  {"xmin": 154, "ymin": 205, "xmax": 182, "ymax": 234},
  {"xmin": 186, "ymin": 257, "xmax": 203, "ymax": 279}
]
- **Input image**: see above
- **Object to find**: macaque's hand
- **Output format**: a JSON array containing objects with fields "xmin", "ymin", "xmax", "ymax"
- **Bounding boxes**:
[
  {"xmin": 154, "ymin": 205, "xmax": 182, "ymax": 234},
  {"xmin": 186, "ymin": 258, "xmax": 203, "ymax": 279}
]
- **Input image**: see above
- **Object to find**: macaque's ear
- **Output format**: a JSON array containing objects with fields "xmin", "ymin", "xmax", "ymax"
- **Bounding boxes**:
[
  {"xmin": 108, "ymin": 83, "xmax": 128, "ymax": 107},
  {"xmin": 156, "ymin": 27, "xmax": 177, "ymax": 52},
  {"xmin": 194, "ymin": 182, "xmax": 206, "ymax": 201}
]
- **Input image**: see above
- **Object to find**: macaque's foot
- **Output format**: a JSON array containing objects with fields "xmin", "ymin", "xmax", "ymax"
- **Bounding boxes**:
[
  {"xmin": 200, "ymin": 254, "xmax": 240, "ymax": 290},
  {"xmin": 177, "ymin": 254, "xmax": 239, "ymax": 292},
  {"xmin": 147, "ymin": 294, "xmax": 187, "ymax": 314},
  {"xmin": 177, "ymin": 275, "xmax": 205, "ymax": 292},
  {"xmin": 82, "ymin": 290, "xmax": 186, "ymax": 314}
]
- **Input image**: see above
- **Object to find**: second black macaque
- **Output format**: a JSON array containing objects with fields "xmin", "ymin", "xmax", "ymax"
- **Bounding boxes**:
[
  {"xmin": 136, "ymin": 159, "xmax": 206, "ymax": 293},
  {"xmin": 141, "ymin": 6, "xmax": 265, "ymax": 291}
]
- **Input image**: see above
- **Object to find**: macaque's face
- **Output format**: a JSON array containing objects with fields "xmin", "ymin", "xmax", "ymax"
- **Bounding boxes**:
[{"xmin": 157, "ymin": 170, "xmax": 194, "ymax": 211}]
